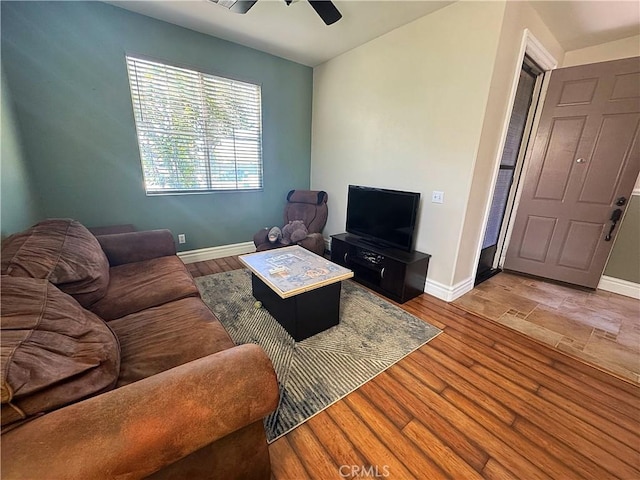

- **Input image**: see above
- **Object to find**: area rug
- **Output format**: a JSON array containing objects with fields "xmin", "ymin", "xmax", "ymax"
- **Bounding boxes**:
[{"xmin": 195, "ymin": 269, "xmax": 441, "ymax": 442}]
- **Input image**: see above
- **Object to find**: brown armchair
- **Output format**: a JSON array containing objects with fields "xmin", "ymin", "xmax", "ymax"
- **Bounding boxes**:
[{"xmin": 253, "ymin": 190, "xmax": 328, "ymax": 256}]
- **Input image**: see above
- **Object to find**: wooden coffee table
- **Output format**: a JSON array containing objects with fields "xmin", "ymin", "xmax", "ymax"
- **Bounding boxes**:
[{"xmin": 239, "ymin": 245, "xmax": 353, "ymax": 341}]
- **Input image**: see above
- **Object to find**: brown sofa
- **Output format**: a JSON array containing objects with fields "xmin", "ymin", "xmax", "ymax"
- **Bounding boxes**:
[{"xmin": 1, "ymin": 219, "xmax": 279, "ymax": 480}]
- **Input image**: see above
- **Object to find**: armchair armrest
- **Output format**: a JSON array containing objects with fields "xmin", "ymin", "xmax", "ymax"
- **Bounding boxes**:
[
  {"xmin": 253, "ymin": 228, "xmax": 269, "ymax": 249},
  {"xmin": 298, "ymin": 233, "xmax": 326, "ymax": 256},
  {"xmin": 97, "ymin": 229, "xmax": 176, "ymax": 266},
  {"xmin": 1, "ymin": 344, "xmax": 279, "ymax": 480}
]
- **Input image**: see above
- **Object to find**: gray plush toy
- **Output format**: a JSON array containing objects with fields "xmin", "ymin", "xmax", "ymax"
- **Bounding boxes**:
[
  {"xmin": 267, "ymin": 226, "xmax": 282, "ymax": 243},
  {"xmin": 281, "ymin": 220, "xmax": 308, "ymax": 245}
]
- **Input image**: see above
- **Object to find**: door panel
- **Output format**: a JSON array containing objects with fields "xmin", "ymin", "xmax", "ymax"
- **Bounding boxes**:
[
  {"xmin": 519, "ymin": 216, "xmax": 556, "ymax": 262},
  {"xmin": 504, "ymin": 57, "xmax": 640, "ymax": 288},
  {"xmin": 534, "ymin": 117, "xmax": 586, "ymax": 200},
  {"xmin": 611, "ymin": 72, "xmax": 640, "ymax": 100},
  {"xmin": 558, "ymin": 78, "xmax": 598, "ymax": 105},
  {"xmin": 579, "ymin": 114, "xmax": 639, "ymax": 204},
  {"xmin": 557, "ymin": 221, "xmax": 602, "ymax": 270}
]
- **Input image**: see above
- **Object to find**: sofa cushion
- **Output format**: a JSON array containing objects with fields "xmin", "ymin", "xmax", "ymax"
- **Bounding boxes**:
[
  {"xmin": 108, "ymin": 297, "xmax": 235, "ymax": 387},
  {"xmin": 89, "ymin": 256, "xmax": 199, "ymax": 320},
  {"xmin": 1, "ymin": 276, "xmax": 120, "ymax": 428},
  {"xmin": 1, "ymin": 219, "xmax": 110, "ymax": 307}
]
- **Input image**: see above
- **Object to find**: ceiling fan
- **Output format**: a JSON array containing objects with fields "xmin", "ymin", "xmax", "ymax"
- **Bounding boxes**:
[{"xmin": 209, "ymin": 0, "xmax": 342, "ymax": 26}]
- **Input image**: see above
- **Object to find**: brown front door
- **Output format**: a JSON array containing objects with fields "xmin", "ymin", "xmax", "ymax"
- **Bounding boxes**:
[{"xmin": 504, "ymin": 56, "xmax": 640, "ymax": 288}]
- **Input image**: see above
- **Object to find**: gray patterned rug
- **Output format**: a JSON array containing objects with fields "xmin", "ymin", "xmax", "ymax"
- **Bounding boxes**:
[{"xmin": 195, "ymin": 269, "xmax": 441, "ymax": 443}]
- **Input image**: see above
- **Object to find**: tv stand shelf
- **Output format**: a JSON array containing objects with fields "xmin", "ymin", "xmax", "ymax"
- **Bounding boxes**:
[{"xmin": 330, "ymin": 233, "xmax": 430, "ymax": 304}]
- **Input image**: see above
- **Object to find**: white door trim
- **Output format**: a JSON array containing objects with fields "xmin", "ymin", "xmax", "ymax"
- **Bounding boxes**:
[
  {"xmin": 492, "ymin": 68, "xmax": 544, "ymax": 270},
  {"xmin": 498, "ymin": 72, "xmax": 552, "ymax": 268},
  {"xmin": 470, "ymin": 29, "xmax": 558, "ymax": 283},
  {"xmin": 523, "ymin": 29, "xmax": 558, "ymax": 71}
]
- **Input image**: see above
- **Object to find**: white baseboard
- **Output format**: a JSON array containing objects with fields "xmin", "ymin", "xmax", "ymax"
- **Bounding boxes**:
[
  {"xmin": 425, "ymin": 277, "xmax": 474, "ymax": 302},
  {"xmin": 178, "ymin": 241, "xmax": 255, "ymax": 264},
  {"xmin": 597, "ymin": 275, "xmax": 640, "ymax": 300}
]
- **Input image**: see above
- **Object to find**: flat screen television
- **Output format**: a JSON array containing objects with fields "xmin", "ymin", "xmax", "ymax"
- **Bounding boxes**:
[{"xmin": 346, "ymin": 185, "xmax": 420, "ymax": 252}]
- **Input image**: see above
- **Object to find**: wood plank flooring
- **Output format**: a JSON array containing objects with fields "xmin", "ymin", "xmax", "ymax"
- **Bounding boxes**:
[{"xmin": 189, "ymin": 257, "xmax": 640, "ymax": 480}]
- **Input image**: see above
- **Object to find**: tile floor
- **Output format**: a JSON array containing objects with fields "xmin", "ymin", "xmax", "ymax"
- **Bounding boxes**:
[{"xmin": 453, "ymin": 271, "xmax": 640, "ymax": 384}]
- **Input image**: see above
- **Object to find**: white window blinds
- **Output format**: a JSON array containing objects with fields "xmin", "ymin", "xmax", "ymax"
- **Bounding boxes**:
[{"xmin": 126, "ymin": 56, "xmax": 263, "ymax": 194}]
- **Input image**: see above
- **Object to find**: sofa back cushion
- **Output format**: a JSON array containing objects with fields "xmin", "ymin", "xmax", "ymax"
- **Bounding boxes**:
[
  {"xmin": 1, "ymin": 219, "xmax": 110, "ymax": 307},
  {"xmin": 1, "ymin": 276, "xmax": 120, "ymax": 428}
]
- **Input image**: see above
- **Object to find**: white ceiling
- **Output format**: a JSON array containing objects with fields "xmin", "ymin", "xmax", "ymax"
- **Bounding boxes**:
[
  {"xmin": 531, "ymin": 1, "xmax": 640, "ymax": 51},
  {"xmin": 108, "ymin": 0, "xmax": 454, "ymax": 66},
  {"xmin": 110, "ymin": 0, "xmax": 640, "ymax": 67}
]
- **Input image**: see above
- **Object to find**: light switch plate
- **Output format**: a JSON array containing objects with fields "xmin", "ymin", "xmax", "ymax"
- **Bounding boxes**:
[{"xmin": 432, "ymin": 191, "xmax": 444, "ymax": 204}]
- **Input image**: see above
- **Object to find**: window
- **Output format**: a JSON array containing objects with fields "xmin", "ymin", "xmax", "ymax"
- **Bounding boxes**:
[{"xmin": 126, "ymin": 56, "xmax": 263, "ymax": 194}]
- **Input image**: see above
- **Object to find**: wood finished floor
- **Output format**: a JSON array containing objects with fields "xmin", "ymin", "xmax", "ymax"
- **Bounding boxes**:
[
  {"xmin": 454, "ymin": 271, "xmax": 640, "ymax": 384},
  {"xmin": 189, "ymin": 257, "xmax": 640, "ymax": 480}
]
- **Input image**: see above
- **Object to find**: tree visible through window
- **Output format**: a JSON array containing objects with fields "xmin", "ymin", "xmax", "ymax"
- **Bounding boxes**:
[{"xmin": 126, "ymin": 56, "xmax": 263, "ymax": 194}]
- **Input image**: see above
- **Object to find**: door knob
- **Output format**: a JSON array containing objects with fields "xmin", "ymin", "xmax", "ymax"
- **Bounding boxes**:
[
  {"xmin": 604, "ymin": 208, "xmax": 623, "ymax": 241},
  {"xmin": 576, "ymin": 158, "xmax": 587, "ymax": 163}
]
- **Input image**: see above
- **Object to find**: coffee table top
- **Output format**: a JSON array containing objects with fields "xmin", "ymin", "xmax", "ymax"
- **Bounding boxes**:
[{"xmin": 239, "ymin": 245, "xmax": 353, "ymax": 299}]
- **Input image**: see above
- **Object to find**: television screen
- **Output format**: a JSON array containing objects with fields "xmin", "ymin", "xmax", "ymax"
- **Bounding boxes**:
[{"xmin": 346, "ymin": 185, "xmax": 420, "ymax": 251}]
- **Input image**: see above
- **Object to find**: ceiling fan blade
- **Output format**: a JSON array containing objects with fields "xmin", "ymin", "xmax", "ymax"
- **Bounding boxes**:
[
  {"xmin": 209, "ymin": 0, "xmax": 256, "ymax": 14},
  {"xmin": 229, "ymin": 1, "xmax": 258, "ymax": 14},
  {"xmin": 308, "ymin": 1, "xmax": 342, "ymax": 25}
]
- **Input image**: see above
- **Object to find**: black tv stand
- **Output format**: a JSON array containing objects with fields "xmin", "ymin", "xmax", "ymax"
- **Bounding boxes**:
[
  {"xmin": 356, "ymin": 237, "xmax": 388, "ymax": 250},
  {"xmin": 330, "ymin": 233, "xmax": 430, "ymax": 304}
]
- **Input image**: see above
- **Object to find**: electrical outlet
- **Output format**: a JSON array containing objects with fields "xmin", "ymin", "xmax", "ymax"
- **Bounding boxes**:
[
  {"xmin": 178, "ymin": 234, "xmax": 186, "ymax": 244},
  {"xmin": 431, "ymin": 191, "xmax": 444, "ymax": 204}
]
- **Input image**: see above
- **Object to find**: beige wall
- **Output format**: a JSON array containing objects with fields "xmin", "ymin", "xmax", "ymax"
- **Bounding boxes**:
[
  {"xmin": 311, "ymin": 1, "xmax": 506, "ymax": 288},
  {"xmin": 452, "ymin": 1, "xmax": 564, "ymax": 285},
  {"xmin": 563, "ymin": 35, "xmax": 640, "ymax": 67},
  {"xmin": 311, "ymin": 0, "xmax": 635, "ymax": 295}
]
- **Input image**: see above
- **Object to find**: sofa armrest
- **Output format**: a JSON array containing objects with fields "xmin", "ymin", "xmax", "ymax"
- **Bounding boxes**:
[
  {"xmin": 97, "ymin": 229, "xmax": 176, "ymax": 266},
  {"xmin": 1, "ymin": 344, "xmax": 279, "ymax": 480}
]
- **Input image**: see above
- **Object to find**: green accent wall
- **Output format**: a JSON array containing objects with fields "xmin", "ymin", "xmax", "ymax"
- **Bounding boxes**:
[
  {"xmin": 604, "ymin": 195, "xmax": 640, "ymax": 284},
  {"xmin": 1, "ymin": 1, "xmax": 312, "ymax": 250},
  {"xmin": 1, "ymin": 65, "xmax": 42, "ymax": 237}
]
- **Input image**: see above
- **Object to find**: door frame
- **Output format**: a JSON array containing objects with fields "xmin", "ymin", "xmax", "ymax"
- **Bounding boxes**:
[
  {"xmin": 471, "ymin": 29, "xmax": 558, "ymax": 283},
  {"xmin": 494, "ymin": 63, "xmax": 544, "ymax": 270}
]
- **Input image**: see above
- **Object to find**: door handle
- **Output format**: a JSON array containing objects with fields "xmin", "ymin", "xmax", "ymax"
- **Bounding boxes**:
[{"xmin": 604, "ymin": 208, "xmax": 623, "ymax": 241}]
